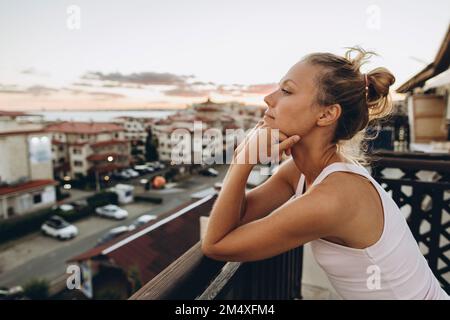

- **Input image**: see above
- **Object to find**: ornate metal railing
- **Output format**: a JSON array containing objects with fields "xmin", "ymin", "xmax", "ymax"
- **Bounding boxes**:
[{"xmin": 370, "ymin": 151, "xmax": 450, "ymax": 294}]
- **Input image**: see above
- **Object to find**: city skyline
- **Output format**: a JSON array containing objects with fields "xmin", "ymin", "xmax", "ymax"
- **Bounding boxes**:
[{"xmin": 1, "ymin": 0, "xmax": 449, "ymax": 110}]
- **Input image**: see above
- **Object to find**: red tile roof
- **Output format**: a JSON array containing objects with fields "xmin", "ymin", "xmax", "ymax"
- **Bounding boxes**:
[
  {"xmin": 0, "ymin": 130, "xmax": 46, "ymax": 137},
  {"xmin": 68, "ymin": 195, "xmax": 216, "ymax": 285},
  {"xmin": 88, "ymin": 163, "xmax": 127, "ymax": 174},
  {"xmin": 45, "ymin": 121, "xmax": 124, "ymax": 134},
  {"xmin": 0, "ymin": 180, "xmax": 58, "ymax": 196},
  {"xmin": 87, "ymin": 153, "xmax": 121, "ymax": 161},
  {"xmin": 90, "ymin": 139, "xmax": 129, "ymax": 148}
]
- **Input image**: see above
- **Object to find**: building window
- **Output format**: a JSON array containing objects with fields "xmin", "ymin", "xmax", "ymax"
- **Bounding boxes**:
[
  {"xmin": 59, "ymin": 146, "xmax": 64, "ymax": 152},
  {"xmin": 73, "ymin": 148, "xmax": 81, "ymax": 155},
  {"xmin": 74, "ymin": 161, "xmax": 83, "ymax": 167},
  {"xmin": 115, "ymin": 133, "xmax": 119, "ymax": 138},
  {"xmin": 33, "ymin": 193, "xmax": 42, "ymax": 204}
]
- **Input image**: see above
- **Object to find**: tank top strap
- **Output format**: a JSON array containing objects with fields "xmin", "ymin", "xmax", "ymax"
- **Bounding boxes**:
[
  {"xmin": 295, "ymin": 174, "xmax": 306, "ymax": 195},
  {"xmin": 310, "ymin": 161, "xmax": 371, "ymax": 189}
]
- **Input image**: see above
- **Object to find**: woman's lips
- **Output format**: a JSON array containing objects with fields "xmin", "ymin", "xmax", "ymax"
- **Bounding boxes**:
[{"xmin": 264, "ymin": 114, "xmax": 275, "ymax": 120}]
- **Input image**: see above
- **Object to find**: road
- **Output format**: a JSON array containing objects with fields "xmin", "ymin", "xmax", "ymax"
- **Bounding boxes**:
[{"xmin": 0, "ymin": 165, "xmax": 229, "ymax": 289}]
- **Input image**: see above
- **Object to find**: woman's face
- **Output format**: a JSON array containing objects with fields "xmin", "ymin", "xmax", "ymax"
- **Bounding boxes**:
[{"xmin": 263, "ymin": 61, "xmax": 322, "ymax": 137}]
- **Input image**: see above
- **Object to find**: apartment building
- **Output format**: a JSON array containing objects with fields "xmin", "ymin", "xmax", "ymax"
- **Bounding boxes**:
[
  {"xmin": 113, "ymin": 116, "xmax": 156, "ymax": 163},
  {"xmin": 45, "ymin": 121, "xmax": 131, "ymax": 180},
  {"xmin": 0, "ymin": 111, "xmax": 57, "ymax": 220}
]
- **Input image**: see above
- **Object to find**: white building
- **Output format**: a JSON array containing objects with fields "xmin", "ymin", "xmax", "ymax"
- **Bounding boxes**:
[
  {"xmin": 0, "ymin": 111, "xmax": 57, "ymax": 220},
  {"xmin": 46, "ymin": 121, "xmax": 131, "ymax": 180},
  {"xmin": 151, "ymin": 99, "xmax": 265, "ymax": 164},
  {"xmin": 113, "ymin": 116, "xmax": 155, "ymax": 163}
]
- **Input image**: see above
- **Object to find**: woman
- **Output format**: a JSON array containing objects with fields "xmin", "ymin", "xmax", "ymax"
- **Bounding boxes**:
[{"xmin": 201, "ymin": 47, "xmax": 449, "ymax": 300}]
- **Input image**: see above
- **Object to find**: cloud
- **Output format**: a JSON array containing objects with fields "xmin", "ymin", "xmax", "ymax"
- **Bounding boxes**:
[
  {"xmin": 0, "ymin": 84, "xmax": 24, "ymax": 94},
  {"xmin": 81, "ymin": 71, "xmax": 195, "ymax": 86},
  {"xmin": 163, "ymin": 85, "xmax": 212, "ymax": 97},
  {"xmin": 87, "ymin": 91, "xmax": 126, "ymax": 99},
  {"xmin": 72, "ymin": 82, "xmax": 94, "ymax": 87},
  {"xmin": 0, "ymin": 83, "xmax": 126, "ymax": 100},
  {"xmin": 240, "ymin": 83, "xmax": 277, "ymax": 94},
  {"xmin": 27, "ymin": 85, "xmax": 58, "ymax": 96},
  {"xmin": 0, "ymin": 84, "xmax": 57, "ymax": 96},
  {"xmin": 20, "ymin": 68, "xmax": 50, "ymax": 77}
]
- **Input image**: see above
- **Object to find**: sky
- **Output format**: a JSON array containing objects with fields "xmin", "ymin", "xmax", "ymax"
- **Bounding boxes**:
[{"xmin": 0, "ymin": 0, "xmax": 449, "ymax": 111}]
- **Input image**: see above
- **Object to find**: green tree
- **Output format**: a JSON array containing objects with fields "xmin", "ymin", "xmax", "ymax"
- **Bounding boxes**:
[
  {"xmin": 23, "ymin": 278, "xmax": 50, "ymax": 300},
  {"xmin": 145, "ymin": 128, "xmax": 159, "ymax": 161},
  {"xmin": 128, "ymin": 265, "xmax": 142, "ymax": 293}
]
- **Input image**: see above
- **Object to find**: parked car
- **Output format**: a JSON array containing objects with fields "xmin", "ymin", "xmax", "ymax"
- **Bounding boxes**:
[
  {"xmin": 199, "ymin": 167, "xmax": 219, "ymax": 177},
  {"xmin": 58, "ymin": 204, "xmax": 75, "ymax": 212},
  {"xmin": 113, "ymin": 171, "xmax": 129, "ymax": 180},
  {"xmin": 70, "ymin": 199, "xmax": 89, "ymax": 210},
  {"xmin": 0, "ymin": 286, "xmax": 24, "ymax": 300},
  {"xmin": 128, "ymin": 214, "xmax": 157, "ymax": 231},
  {"xmin": 97, "ymin": 226, "xmax": 130, "ymax": 246},
  {"xmin": 41, "ymin": 216, "xmax": 78, "ymax": 240},
  {"xmin": 95, "ymin": 204, "xmax": 128, "ymax": 220},
  {"xmin": 145, "ymin": 161, "xmax": 164, "ymax": 170},
  {"xmin": 134, "ymin": 165, "xmax": 154, "ymax": 174},
  {"xmin": 122, "ymin": 168, "xmax": 139, "ymax": 178}
]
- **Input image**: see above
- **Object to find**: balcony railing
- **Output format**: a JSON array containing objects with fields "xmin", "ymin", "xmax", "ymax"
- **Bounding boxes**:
[
  {"xmin": 131, "ymin": 150, "xmax": 449, "ymax": 300},
  {"xmin": 129, "ymin": 241, "xmax": 303, "ymax": 300},
  {"xmin": 370, "ymin": 151, "xmax": 450, "ymax": 294}
]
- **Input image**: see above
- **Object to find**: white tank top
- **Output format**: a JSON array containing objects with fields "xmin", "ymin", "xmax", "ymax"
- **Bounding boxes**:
[{"xmin": 294, "ymin": 161, "xmax": 449, "ymax": 300}]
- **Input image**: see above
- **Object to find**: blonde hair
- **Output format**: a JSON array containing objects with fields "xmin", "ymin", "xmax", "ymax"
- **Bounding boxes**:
[{"xmin": 301, "ymin": 47, "xmax": 396, "ymax": 165}]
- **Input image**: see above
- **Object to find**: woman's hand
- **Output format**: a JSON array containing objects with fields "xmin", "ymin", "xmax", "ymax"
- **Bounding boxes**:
[{"xmin": 233, "ymin": 119, "xmax": 301, "ymax": 165}]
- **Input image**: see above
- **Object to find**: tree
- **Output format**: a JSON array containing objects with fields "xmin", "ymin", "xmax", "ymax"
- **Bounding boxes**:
[
  {"xmin": 127, "ymin": 265, "xmax": 142, "ymax": 293},
  {"xmin": 23, "ymin": 278, "xmax": 50, "ymax": 300},
  {"xmin": 145, "ymin": 128, "xmax": 159, "ymax": 161}
]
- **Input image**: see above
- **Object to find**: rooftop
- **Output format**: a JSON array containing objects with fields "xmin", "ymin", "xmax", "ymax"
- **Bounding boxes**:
[
  {"xmin": 45, "ymin": 121, "xmax": 124, "ymax": 134},
  {"xmin": 68, "ymin": 195, "xmax": 215, "ymax": 285},
  {"xmin": 0, "ymin": 179, "xmax": 58, "ymax": 196}
]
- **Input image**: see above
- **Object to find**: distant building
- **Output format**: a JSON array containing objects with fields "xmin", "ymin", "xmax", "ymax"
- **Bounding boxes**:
[
  {"xmin": 45, "ymin": 121, "xmax": 131, "ymax": 180},
  {"xmin": 0, "ymin": 111, "xmax": 57, "ymax": 220},
  {"xmin": 397, "ymin": 24, "xmax": 450, "ymax": 151},
  {"xmin": 113, "ymin": 116, "xmax": 156, "ymax": 164},
  {"xmin": 151, "ymin": 98, "xmax": 265, "ymax": 163}
]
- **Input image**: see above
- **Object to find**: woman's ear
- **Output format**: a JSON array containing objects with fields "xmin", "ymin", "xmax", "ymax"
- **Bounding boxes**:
[{"xmin": 317, "ymin": 103, "xmax": 341, "ymax": 127}]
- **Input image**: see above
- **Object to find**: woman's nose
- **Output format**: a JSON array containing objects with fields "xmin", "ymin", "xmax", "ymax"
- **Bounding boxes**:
[{"xmin": 264, "ymin": 92, "xmax": 274, "ymax": 108}]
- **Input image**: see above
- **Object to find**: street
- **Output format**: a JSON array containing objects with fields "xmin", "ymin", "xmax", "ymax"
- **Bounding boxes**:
[{"xmin": 0, "ymin": 165, "xmax": 229, "ymax": 289}]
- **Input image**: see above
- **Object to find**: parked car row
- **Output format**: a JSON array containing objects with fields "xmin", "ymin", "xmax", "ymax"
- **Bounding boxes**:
[
  {"xmin": 41, "ymin": 203, "xmax": 130, "ymax": 241},
  {"xmin": 96, "ymin": 214, "xmax": 157, "ymax": 246},
  {"xmin": 199, "ymin": 167, "xmax": 219, "ymax": 177},
  {"xmin": 41, "ymin": 216, "xmax": 79, "ymax": 240},
  {"xmin": 113, "ymin": 161, "xmax": 166, "ymax": 181}
]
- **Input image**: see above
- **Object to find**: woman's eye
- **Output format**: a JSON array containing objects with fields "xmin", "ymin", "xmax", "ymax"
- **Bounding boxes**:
[{"xmin": 281, "ymin": 88, "xmax": 291, "ymax": 95}]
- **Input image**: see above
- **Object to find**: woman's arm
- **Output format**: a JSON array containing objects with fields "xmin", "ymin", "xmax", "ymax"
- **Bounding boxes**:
[
  {"xmin": 201, "ymin": 178, "xmax": 347, "ymax": 262},
  {"xmin": 202, "ymin": 163, "xmax": 254, "ymax": 247},
  {"xmin": 238, "ymin": 158, "xmax": 300, "ymax": 226},
  {"xmin": 201, "ymin": 123, "xmax": 301, "ymax": 254}
]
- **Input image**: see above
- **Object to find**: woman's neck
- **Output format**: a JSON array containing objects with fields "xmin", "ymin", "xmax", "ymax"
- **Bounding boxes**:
[{"xmin": 290, "ymin": 136, "xmax": 346, "ymax": 187}]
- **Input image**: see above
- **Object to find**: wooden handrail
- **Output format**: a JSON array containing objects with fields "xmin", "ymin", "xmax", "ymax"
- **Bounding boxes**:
[{"xmin": 129, "ymin": 241, "xmax": 225, "ymax": 300}]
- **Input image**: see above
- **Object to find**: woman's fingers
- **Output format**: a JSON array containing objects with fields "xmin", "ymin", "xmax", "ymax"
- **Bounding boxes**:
[{"xmin": 277, "ymin": 135, "xmax": 301, "ymax": 154}]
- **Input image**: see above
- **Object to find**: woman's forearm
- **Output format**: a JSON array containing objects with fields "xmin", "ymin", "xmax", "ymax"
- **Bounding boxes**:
[{"xmin": 202, "ymin": 163, "xmax": 253, "ymax": 247}]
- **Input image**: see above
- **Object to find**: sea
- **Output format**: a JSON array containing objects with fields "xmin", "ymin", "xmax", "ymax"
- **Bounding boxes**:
[{"xmin": 34, "ymin": 110, "xmax": 179, "ymax": 122}]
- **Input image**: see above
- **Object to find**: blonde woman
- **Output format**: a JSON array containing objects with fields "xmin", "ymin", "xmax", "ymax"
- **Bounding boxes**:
[{"xmin": 201, "ymin": 48, "xmax": 449, "ymax": 300}]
